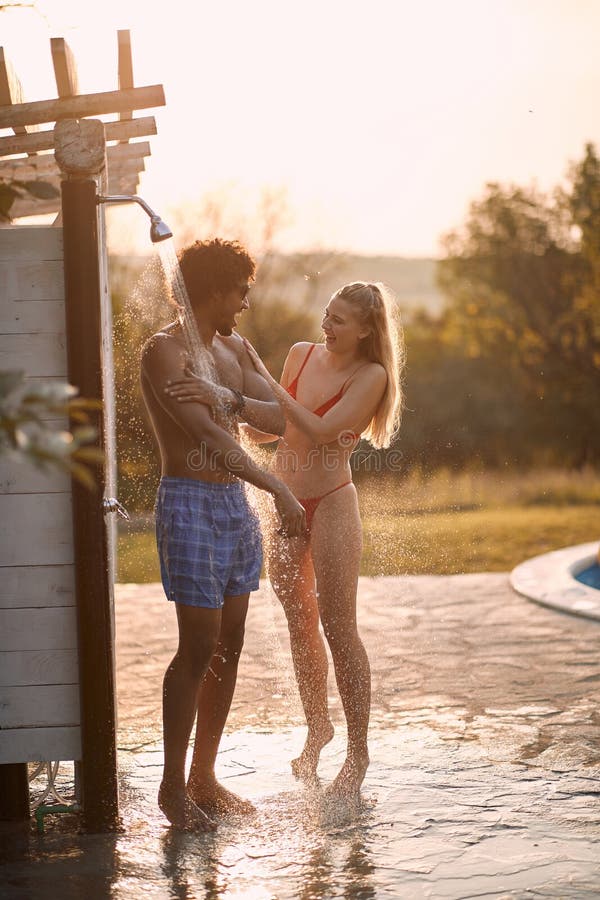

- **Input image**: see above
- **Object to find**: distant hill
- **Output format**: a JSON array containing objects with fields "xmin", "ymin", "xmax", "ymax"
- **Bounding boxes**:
[
  {"xmin": 255, "ymin": 252, "xmax": 444, "ymax": 316},
  {"xmin": 108, "ymin": 251, "xmax": 445, "ymax": 317}
]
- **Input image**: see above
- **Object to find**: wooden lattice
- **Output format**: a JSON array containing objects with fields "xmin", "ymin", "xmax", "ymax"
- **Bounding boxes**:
[{"xmin": 0, "ymin": 30, "xmax": 165, "ymax": 218}]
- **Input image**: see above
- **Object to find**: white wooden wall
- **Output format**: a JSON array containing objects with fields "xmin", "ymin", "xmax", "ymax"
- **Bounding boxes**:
[{"xmin": 0, "ymin": 226, "xmax": 81, "ymax": 764}]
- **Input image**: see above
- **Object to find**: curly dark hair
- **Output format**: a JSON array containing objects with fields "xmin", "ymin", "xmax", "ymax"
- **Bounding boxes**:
[{"xmin": 177, "ymin": 238, "xmax": 256, "ymax": 308}]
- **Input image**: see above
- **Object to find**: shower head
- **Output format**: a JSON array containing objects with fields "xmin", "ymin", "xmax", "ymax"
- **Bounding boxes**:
[
  {"xmin": 97, "ymin": 194, "xmax": 173, "ymax": 243},
  {"xmin": 149, "ymin": 215, "xmax": 173, "ymax": 243}
]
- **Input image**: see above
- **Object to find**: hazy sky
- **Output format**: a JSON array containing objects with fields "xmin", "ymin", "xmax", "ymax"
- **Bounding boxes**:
[{"xmin": 2, "ymin": 0, "xmax": 600, "ymax": 256}]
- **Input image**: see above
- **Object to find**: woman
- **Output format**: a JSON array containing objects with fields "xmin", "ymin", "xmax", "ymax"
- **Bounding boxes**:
[
  {"xmin": 245, "ymin": 281, "xmax": 403, "ymax": 800},
  {"xmin": 167, "ymin": 281, "xmax": 404, "ymax": 799}
]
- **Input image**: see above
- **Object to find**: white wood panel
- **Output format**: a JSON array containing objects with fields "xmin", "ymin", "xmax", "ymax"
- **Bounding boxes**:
[
  {"xmin": 0, "ymin": 226, "xmax": 63, "ymax": 260},
  {"xmin": 14, "ymin": 260, "xmax": 64, "ymax": 302},
  {"xmin": 0, "ymin": 493, "xmax": 73, "ymax": 566},
  {"xmin": 0, "ymin": 726, "xmax": 81, "ymax": 764},
  {"xmin": 0, "ymin": 332, "xmax": 67, "ymax": 377},
  {"xmin": 0, "ymin": 228, "xmax": 80, "ymax": 766},
  {"xmin": 0, "ymin": 298, "xmax": 66, "ymax": 334},
  {"xmin": 0, "ymin": 564, "xmax": 74, "ymax": 608},
  {"xmin": 0, "ymin": 607, "xmax": 77, "ymax": 651},
  {"xmin": 0, "ymin": 260, "xmax": 64, "ymax": 303},
  {"xmin": 0, "ymin": 649, "xmax": 78, "ymax": 686},
  {"xmin": 0, "ymin": 456, "xmax": 71, "ymax": 493},
  {"xmin": 0, "ymin": 684, "xmax": 80, "ymax": 728}
]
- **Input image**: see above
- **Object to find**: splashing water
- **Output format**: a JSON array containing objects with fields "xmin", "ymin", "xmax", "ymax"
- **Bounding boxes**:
[
  {"xmin": 157, "ymin": 239, "xmax": 217, "ymax": 380},
  {"xmin": 157, "ymin": 238, "xmax": 240, "ymax": 432}
]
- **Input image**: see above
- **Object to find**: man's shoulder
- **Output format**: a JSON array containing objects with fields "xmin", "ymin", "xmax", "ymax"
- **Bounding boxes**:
[
  {"xmin": 141, "ymin": 328, "xmax": 185, "ymax": 372},
  {"xmin": 218, "ymin": 331, "xmax": 245, "ymax": 355}
]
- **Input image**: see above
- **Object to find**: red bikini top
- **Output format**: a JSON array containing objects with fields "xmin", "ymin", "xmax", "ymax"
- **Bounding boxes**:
[{"xmin": 286, "ymin": 344, "xmax": 366, "ymax": 419}]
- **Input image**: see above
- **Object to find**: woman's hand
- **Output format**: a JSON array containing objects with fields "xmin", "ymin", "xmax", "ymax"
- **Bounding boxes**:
[
  {"xmin": 242, "ymin": 338, "xmax": 276, "ymax": 387},
  {"xmin": 164, "ymin": 365, "xmax": 231, "ymax": 408}
]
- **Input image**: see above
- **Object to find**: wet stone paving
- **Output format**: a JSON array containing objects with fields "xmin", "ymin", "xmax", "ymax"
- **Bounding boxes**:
[{"xmin": 1, "ymin": 573, "xmax": 600, "ymax": 898}]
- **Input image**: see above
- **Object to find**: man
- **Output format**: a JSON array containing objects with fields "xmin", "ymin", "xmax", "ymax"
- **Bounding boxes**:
[{"xmin": 140, "ymin": 238, "xmax": 305, "ymax": 831}]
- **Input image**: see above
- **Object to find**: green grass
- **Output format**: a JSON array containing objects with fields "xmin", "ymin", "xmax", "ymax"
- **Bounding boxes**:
[
  {"xmin": 118, "ymin": 530, "xmax": 161, "ymax": 583},
  {"xmin": 117, "ymin": 466, "xmax": 599, "ymax": 582},
  {"xmin": 360, "ymin": 505, "xmax": 598, "ymax": 575}
]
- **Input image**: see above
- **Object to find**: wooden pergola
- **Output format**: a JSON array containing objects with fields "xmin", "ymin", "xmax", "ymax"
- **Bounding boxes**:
[
  {"xmin": 0, "ymin": 30, "xmax": 164, "ymax": 217},
  {"xmin": 0, "ymin": 30, "xmax": 166, "ymax": 832}
]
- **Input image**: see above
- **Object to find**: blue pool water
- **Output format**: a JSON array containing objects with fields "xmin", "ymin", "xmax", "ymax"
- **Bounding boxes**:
[{"xmin": 575, "ymin": 563, "xmax": 600, "ymax": 590}]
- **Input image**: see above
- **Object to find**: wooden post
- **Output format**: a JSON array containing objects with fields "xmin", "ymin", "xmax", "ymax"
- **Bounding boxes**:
[
  {"xmin": 57, "ymin": 120, "xmax": 120, "ymax": 832},
  {"xmin": 0, "ymin": 763, "xmax": 29, "ymax": 821}
]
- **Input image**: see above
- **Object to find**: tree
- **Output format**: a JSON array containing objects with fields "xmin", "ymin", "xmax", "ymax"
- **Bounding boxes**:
[{"xmin": 437, "ymin": 144, "xmax": 600, "ymax": 465}]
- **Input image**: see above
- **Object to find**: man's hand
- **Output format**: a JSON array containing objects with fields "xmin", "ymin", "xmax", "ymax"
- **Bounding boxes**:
[
  {"xmin": 273, "ymin": 486, "xmax": 306, "ymax": 537},
  {"xmin": 165, "ymin": 365, "xmax": 233, "ymax": 410}
]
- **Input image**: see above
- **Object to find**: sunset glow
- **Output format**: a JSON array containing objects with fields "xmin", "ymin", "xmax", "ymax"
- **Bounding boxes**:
[{"xmin": 2, "ymin": 0, "xmax": 600, "ymax": 255}]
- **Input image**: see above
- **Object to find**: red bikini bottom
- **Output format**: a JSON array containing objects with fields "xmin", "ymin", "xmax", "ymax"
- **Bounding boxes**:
[{"xmin": 298, "ymin": 480, "xmax": 352, "ymax": 531}]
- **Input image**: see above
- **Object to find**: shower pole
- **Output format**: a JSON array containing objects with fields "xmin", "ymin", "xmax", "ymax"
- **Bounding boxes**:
[{"xmin": 55, "ymin": 119, "xmax": 120, "ymax": 832}]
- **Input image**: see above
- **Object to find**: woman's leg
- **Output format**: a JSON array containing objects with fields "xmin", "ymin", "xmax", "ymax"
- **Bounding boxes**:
[
  {"xmin": 266, "ymin": 522, "xmax": 334, "ymax": 777},
  {"xmin": 310, "ymin": 484, "xmax": 371, "ymax": 797}
]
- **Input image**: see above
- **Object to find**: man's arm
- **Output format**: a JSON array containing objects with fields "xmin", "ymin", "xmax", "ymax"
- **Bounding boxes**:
[
  {"xmin": 162, "ymin": 334, "xmax": 285, "ymax": 435},
  {"xmin": 141, "ymin": 334, "xmax": 305, "ymax": 534},
  {"xmin": 235, "ymin": 338, "xmax": 286, "ymax": 435}
]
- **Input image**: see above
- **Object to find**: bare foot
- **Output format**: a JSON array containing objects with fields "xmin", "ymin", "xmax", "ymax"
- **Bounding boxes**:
[
  {"xmin": 325, "ymin": 749, "xmax": 369, "ymax": 801},
  {"xmin": 187, "ymin": 775, "xmax": 256, "ymax": 817},
  {"xmin": 158, "ymin": 781, "xmax": 216, "ymax": 832},
  {"xmin": 291, "ymin": 721, "xmax": 335, "ymax": 781}
]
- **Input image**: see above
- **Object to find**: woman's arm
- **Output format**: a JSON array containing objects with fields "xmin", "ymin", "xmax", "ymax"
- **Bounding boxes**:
[
  {"xmin": 240, "ymin": 424, "xmax": 280, "ymax": 444},
  {"xmin": 243, "ymin": 339, "xmax": 387, "ymax": 445},
  {"xmin": 142, "ymin": 335, "xmax": 306, "ymax": 534},
  {"xmin": 164, "ymin": 337, "xmax": 286, "ymax": 436}
]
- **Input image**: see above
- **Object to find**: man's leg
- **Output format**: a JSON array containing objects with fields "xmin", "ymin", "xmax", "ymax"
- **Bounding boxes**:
[
  {"xmin": 159, "ymin": 603, "xmax": 221, "ymax": 830},
  {"xmin": 186, "ymin": 593, "xmax": 254, "ymax": 815}
]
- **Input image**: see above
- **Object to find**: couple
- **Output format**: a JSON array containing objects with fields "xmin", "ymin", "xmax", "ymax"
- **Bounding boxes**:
[{"xmin": 140, "ymin": 238, "xmax": 403, "ymax": 831}]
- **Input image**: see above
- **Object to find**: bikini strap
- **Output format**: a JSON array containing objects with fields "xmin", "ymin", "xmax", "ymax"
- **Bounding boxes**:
[
  {"xmin": 290, "ymin": 343, "xmax": 315, "ymax": 387},
  {"xmin": 340, "ymin": 360, "xmax": 371, "ymax": 393}
]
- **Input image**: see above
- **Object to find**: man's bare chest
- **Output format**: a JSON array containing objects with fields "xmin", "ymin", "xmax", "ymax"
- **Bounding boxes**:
[{"xmin": 211, "ymin": 342, "xmax": 243, "ymax": 392}]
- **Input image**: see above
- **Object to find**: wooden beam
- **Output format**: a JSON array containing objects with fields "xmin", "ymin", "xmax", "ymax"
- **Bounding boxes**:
[
  {"xmin": 11, "ymin": 198, "xmax": 61, "ymax": 218},
  {"xmin": 0, "ymin": 84, "xmax": 165, "ymax": 129},
  {"xmin": 118, "ymin": 30, "xmax": 134, "ymax": 126},
  {"xmin": 0, "ymin": 48, "xmax": 38, "ymax": 136},
  {"xmin": 0, "ymin": 117, "xmax": 157, "ymax": 157},
  {"xmin": 0, "ymin": 142, "xmax": 151, "ymax": 180},
  {"xmin": 106, "ymin": 176, "xmax": 139, "ymax": 195},
  {"xmin": 0, "ymin": 48, "xmax": 24, "ymax": 106},
  {"xmin": 51, "ymin": 38, "xmax": 80, "ymax": 98},
  {"xmin": 0, "ymin": 154, "xmax": 55, "ymax": 180},
  {"xmin": 108, "ymin": 140, "xmax": 150, "ymax": 162},
  {"xmin": 11, "ymin": 175, "xmax": 141, "ymax": 218},
  {"xmin": 0, "ymin": 157, "xmax": 143, "ymax": 184},
  {"xmin": 107, "ymin": 159, "xmax": 145, "ymax": 177}
]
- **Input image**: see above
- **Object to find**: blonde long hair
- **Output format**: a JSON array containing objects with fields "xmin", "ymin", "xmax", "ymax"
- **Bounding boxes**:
[{"xmin": 333, "ymin": 281, "xmax": 405, "ymax": 449}]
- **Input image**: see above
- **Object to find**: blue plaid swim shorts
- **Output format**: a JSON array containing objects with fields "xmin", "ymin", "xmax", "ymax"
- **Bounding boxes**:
[{"xmin": 155, "ymin": 476, "xmax": 263, "ymax": 608}]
